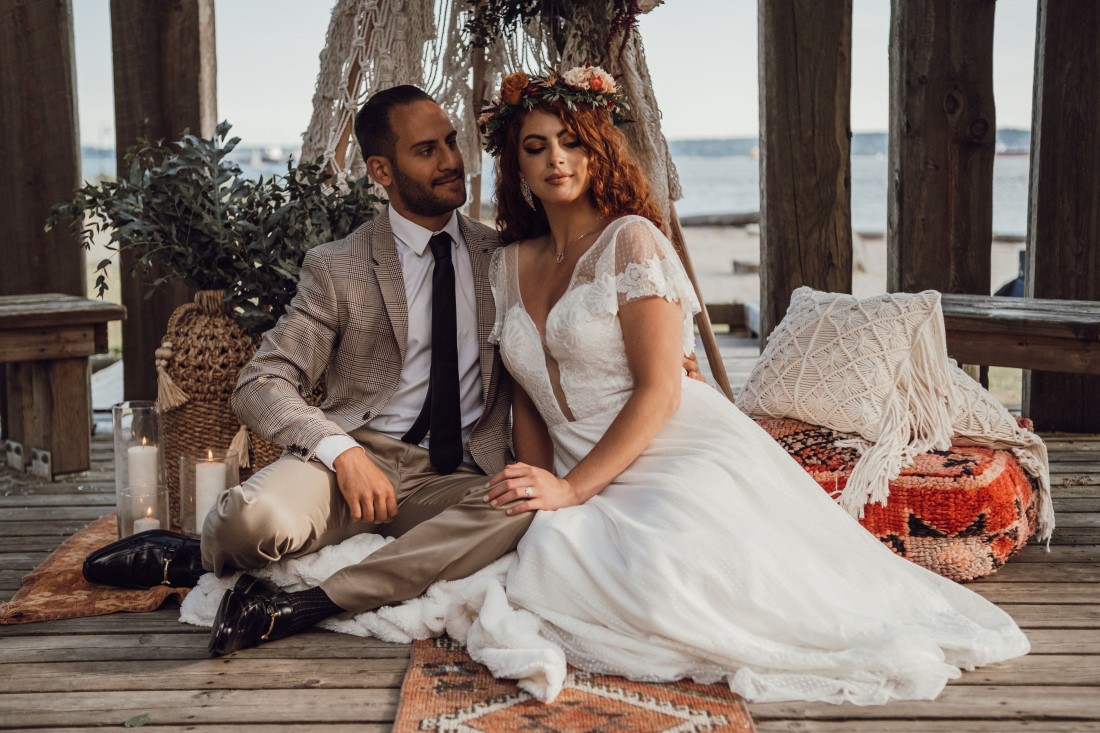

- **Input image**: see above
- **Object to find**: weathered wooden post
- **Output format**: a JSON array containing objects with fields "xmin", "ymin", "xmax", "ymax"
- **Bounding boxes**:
[
  {"xmin": 1024, "ymin": 0, "xmax": 1100, "ymax": 432},
  {"xmin": 758, "ymin": 0, "xmax": 853, "ymax": 344},
  {"xmin": 0, "ymin": 0, "xmax": 85, "ymax": 442},
  {"xmin": 887, "ymin": 0, "xmax": 996, "ymax": 295},
  {"xmin": 110, "ymin": 0, "xmax": 216, "ymax": 400}
]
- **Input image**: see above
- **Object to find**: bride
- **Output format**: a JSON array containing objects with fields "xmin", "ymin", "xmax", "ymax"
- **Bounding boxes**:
[{"xmin": 475, "ymin": 67, "xmax": 1030, "ymax": 705}]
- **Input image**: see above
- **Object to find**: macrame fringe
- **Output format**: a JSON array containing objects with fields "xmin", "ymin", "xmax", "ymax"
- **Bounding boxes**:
[
  {"xmin": 229, "ymin": 424, "xmax": 252, "ymax": 469},
  {"xmin": 155, "ymin": 341, "xmax": 189, "ymax": 411},
  {"xmin": 836, "ymin": 299, "xmax": 958, "ymax": 518},
  {"xmin": 837, "ymin": 395, "xmax": 910, "ymax": 517}
]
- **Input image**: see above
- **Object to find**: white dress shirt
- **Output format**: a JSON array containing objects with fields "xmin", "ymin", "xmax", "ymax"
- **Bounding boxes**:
[{"xmin": 316, "ymin": 205, "xmax": 484, "ymax": 469}]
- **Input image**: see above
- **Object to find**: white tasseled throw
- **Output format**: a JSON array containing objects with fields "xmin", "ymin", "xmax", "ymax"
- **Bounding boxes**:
[{"xmin": 738, "ymin": 287, "xmax": 958, "ymax": 516}]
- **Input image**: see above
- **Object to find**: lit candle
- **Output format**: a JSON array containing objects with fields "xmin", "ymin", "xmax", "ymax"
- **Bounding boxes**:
[
  {"xmin": 128, "ymin": 437, "xmax": 159, "ymax": 490},
  {"xmin": 194, "ymin": 450, "xmax": 226, "ymax": 531},
  {"xmin": 133, "ymin": 505, "xmax": 161, "ymax": 533}
]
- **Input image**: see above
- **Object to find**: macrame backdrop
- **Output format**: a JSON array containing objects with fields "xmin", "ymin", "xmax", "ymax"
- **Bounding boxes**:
[
  {"xmin": 301, "ymin": 2, "xmax": 679, "ymax": 202},
  {"xmin": 300, "ymin": 1, "xmax": 733, "ymax": 398}
]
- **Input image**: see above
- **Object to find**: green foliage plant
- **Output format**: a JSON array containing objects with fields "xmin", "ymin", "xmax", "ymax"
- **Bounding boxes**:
[{"xmin": 48, "ymin": 121, "xmax": 385, "ymax": 336}]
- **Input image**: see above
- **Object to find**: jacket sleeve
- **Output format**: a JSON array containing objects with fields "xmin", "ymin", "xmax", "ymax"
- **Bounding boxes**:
[{"xmin": 231, "ymin": 247, "xmax": 349, "ymax": 461}]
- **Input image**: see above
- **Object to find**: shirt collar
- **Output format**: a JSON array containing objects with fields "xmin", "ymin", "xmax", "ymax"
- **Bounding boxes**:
[{"xmin": 388, "ymin": 204, "xmax": 463, "ymax": 257}]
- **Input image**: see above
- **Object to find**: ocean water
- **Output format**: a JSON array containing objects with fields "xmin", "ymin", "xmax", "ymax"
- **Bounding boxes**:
[
  {"xmin": 671, "ymin": 153, "xmax": 1030, "ymax": 237},
  {"xmin": 80, "ymin": 146, "xmax": 1032, "ymax": 237}
]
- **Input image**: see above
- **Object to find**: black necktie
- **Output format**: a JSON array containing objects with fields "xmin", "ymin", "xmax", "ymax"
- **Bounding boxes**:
[{"xmin": 402, "ymin": 232, "xmax": 463, "ymax": 473}]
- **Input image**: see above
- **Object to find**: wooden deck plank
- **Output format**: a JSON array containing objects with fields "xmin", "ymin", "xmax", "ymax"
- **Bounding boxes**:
[
  {"xmin": 0, "ymin": 689, "xmax": 399, "ymax": 727},
  {"xmin": 0, "ymin": 659, "xmax": 407, "ymax": 693},
  {"xmin": 755, "ymin": 723, "xmax": 1100, "ymax": 732},
  {"xmin": 749, "ymin": 685, "xmax": 1100, "ymax": 721},
  {"xmin": 0, "ymin": 632, "xmax": 413, "ymax": 664}
]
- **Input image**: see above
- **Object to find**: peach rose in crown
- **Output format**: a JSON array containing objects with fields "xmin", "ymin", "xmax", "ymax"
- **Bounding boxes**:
[
  {"xmin": 501, "ymin": 72, "xmax": 529, "ymax": 106},
  {"xmin": 587, "ymin": 68, "xmax": 616, "ymax": 94}
]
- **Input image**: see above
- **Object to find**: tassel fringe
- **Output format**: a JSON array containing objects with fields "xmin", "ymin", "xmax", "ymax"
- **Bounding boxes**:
[
  {"xmin": 154, "ymin": 341, "xmax": 189, "ymax": 411},
  {"xmin": 836, "ymin": 301, "xmax": 957, "ymax": 518},
  {"xmin": 229, "ymin": 424, "xmax": 252, "ymax": 469}
]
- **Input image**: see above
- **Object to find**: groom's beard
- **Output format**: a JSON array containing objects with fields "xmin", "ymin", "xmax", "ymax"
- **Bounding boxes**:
[{"xmin": 392, "ymin": 163, "xmax": 468, "ymax": 218}]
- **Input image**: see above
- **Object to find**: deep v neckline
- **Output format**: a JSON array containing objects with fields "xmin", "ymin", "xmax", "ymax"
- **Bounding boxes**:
[{"xmin": 514, "ymin": 222, "xmax": 617, "ymax": 342}]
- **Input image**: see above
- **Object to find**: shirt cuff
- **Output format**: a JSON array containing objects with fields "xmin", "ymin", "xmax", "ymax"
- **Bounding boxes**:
[{"xmin": 314, "ymin": 434, "xmax": 362, "ymax": 471}]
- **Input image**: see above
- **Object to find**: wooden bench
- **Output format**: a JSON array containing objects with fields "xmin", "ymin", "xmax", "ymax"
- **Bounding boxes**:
[
  {"xmin": 940, "ymin": 293, "xmax": 1100, "ymax": 375},
  {"xmin": 0, "ymin": 294, "xmax": 126, "ymax": 478}
]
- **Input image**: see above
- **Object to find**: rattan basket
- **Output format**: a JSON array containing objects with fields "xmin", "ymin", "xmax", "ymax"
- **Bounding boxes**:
[{"xmin": 154, "ymin": 290, "xmax": 282, "ymax": 531}]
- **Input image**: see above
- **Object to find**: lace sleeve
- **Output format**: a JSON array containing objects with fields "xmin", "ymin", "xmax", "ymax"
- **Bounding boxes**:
[{"xmin": 597, "ymin": 217, "xmax": 702, "ymax": 354}]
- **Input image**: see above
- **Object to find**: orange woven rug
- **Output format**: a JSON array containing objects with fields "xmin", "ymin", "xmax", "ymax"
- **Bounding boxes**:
[
  {"xmin": 0, "ymin": 514, "xmax": 187, "ymax": 625},
  {"xmin": 394, "ymin": 636, "xmax": 756, "ymax": 733}
]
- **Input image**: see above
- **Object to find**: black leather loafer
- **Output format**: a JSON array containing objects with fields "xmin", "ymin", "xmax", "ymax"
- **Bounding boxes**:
[
  {"xmin": 208, "ymin": 574, "xmax": 296, "ymax": 657},
  {"xmin": 83, "ymin": 529, "xmax": 204, "ymax": 589}
]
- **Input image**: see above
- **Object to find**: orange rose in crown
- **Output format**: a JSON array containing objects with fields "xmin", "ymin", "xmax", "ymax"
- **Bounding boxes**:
[{"xmin": 501, "ymin": 72, "xmax": 530, "ymax": 105}]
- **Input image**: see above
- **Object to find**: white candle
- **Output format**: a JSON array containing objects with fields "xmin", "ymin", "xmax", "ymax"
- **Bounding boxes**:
[
  {"xmin": 128, "ymin": 440, "xmax": 159, "ymax": 490},
  {"xmin": 194, "ymin": 451, "xmax": 227, "ymax": 530},
  {"xmin": 133, "ymin": 506, "xmax": 161, "ymax": 533}
]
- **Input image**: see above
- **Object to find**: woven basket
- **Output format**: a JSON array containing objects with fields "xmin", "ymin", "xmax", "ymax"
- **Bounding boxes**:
[{"xmin": 155, "ymin": 290, "xmax": 272, "ymax": 531}]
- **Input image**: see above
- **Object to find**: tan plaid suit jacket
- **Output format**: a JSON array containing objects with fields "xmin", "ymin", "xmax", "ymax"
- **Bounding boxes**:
[{"xmin": 231, "ymin": 210, "xmax": 513, "ymax": 476}]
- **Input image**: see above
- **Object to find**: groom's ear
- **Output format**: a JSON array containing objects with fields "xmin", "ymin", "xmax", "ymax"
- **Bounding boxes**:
[{"xmin": 367, "ymin": 155, "xmax": 393, "ymax": 188}]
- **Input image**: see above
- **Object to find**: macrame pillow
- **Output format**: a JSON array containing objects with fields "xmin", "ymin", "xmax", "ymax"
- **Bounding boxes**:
[
  {"xmin": 947, "ymin": 362, "xmax": 1055, "ymax": 542},
  {"xmin": 737, "ymin": 287, "xmax": 957, "ymax": 516}
]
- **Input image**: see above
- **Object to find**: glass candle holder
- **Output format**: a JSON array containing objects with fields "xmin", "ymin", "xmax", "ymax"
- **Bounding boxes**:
[
  {"xmin": 116, "ymin": 486, "xmax": 170, "ymax": 538},
  {"xmin": 179, "ymin": 449, "xmax": 239, "ymax": 537},
  {"xmin": 112, "ymin": 401, "xmax": 164, "ymax": 538}
]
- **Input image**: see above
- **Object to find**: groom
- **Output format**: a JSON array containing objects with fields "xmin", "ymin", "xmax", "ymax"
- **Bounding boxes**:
[
  {"xmin": 88, "ymin": 85, "xmax": 530, "ymax": 655},
  {"xmin": 86, "ymin": 85, "xmax": 701, "ymax": 655}
]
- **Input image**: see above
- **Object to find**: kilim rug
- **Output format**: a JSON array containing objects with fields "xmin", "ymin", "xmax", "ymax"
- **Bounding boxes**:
[
  {"xmin": 393, "ymin": 636, "xmax": 756, "ymax": 733},
  {"xmin": 0, "ymin": 513, "xmax": 187, "ymax": 624}
]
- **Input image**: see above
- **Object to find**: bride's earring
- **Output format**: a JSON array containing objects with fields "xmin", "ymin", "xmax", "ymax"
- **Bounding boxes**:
[{"xmin": 520, "ymin": 178, "xmax": 536, "ymax": 210}]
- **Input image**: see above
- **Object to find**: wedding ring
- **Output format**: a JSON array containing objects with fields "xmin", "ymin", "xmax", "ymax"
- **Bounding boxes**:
[{"xmin": 524, "ymin": 486, "xmax": 533, "ymax": 497}]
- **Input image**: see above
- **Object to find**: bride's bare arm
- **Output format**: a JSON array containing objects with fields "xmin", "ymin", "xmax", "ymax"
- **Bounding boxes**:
[
  {"xmin": 485, "ymin": 295, "xmax": 684, "ymax": 512},
  {"xmin": 512, "ymin": 382, "xmax": 554, "ymax": 471}
]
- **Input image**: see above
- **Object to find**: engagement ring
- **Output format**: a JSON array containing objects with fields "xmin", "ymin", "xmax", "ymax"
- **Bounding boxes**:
[{"xmin": 524, "ymin": 487, "xmax": 533, "ymax": 497}]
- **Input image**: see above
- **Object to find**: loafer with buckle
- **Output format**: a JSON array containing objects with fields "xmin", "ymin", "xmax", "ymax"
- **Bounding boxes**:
[
  {"xmin": 82, "ymin": 529, "xmax": 204, "ymax": 589},
  {"xmin": 208, "ymin": 574, "xmax": 296, "ymax": 656}
]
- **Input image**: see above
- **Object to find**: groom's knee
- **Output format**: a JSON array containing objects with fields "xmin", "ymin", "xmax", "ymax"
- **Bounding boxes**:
[{"xmin": 200, "ymin": 460, "xmax": 330, "ymax": 574}]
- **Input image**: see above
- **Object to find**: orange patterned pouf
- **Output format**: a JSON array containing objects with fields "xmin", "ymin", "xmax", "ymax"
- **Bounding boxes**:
[
  {"xmin": 393, "ymin": 636, "xmax": 757, "ymax": 733},
  {"xmin": 754, "ymin": 417, "xmax": 1038, "ymax": 582}
]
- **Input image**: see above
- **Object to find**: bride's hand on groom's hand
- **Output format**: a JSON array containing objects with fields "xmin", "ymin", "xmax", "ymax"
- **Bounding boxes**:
[
  {"xmin": 485, "ymin": 462, "xmax": 579, "ymax": 514},
  {"xmin": 333, "ymin": 447, "xmax": 398, "ymax": 523}
]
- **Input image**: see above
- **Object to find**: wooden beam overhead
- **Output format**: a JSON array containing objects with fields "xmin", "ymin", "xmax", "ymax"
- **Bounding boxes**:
[
  {"xmin": 110, "ymin": 0, "xmax": 216, "ymax": 400},
  {"xmin": 758, "ymin": 0, "xmax": 854, "ymax": 344},
  {"xmin": 887, "ymin": 0, "xmax": 996, "ymax": 296},
  {"xmin": 1024, "ymin": 0, "xmax": 1100, "ymax": 432}
]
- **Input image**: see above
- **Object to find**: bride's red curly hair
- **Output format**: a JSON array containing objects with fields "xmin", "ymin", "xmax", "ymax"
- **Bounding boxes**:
[{"xmin": 493, "ymin": 101, "xmax": 667, "ymax": 244}]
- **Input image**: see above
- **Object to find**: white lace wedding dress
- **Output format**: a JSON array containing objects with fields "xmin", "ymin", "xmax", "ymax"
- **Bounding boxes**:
[{"xmin": 484, "ymin": 215, "xmax": 1030, "ymax": 705}]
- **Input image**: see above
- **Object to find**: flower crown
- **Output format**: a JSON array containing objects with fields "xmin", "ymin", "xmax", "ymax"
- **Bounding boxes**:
[{"xmin": 478, "ymin": 65, "xmax": 630, "ymax": 157}]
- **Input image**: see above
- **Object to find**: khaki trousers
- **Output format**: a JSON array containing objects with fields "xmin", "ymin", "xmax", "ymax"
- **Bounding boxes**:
[{"xmin": 200, "ymin": 429, "xmax": 532, "ymax": 614}]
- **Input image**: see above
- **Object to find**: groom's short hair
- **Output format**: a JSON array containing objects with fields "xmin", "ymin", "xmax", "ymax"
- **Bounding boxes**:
[{"xmin": 355, "ymin": 85, "xmax": 435, "ymax": 162}]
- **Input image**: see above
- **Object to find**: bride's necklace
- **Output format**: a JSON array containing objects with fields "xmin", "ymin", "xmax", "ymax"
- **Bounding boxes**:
[{"xmin": 553, "ymin": 217, "xmax": 606, "ymax": 264}]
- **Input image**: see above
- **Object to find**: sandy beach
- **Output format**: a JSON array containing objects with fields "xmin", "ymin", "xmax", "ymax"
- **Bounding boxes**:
[{"xmin": 679, "ymin": 225, "xmax": 1027, "ymax": 305}]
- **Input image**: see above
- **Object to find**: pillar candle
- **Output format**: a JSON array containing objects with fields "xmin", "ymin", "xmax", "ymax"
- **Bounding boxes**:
[
  {"xmin": 133, "ymin": 506, "xmax": 161, "ymax": 533},
  {"xmin": 195, "ymin": 452, "xmax": 227, "ymax": 530},
  {"xmin": 128, "ymin": 440, "xmax": 159, "ymax": 490}
]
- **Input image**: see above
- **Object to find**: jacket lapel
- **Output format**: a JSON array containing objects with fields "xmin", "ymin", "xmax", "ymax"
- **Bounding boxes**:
[
  {"xmin": 459, "ymin": 215, "xmax": 499, "ymax": 402},
  {"xmin": 369, "ymin": 210, "xmax": 408, "ymax": 360}
]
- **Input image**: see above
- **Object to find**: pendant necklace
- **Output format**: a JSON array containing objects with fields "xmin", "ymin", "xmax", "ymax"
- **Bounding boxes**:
[{"xmin": 554, "ymin": 217, "xmax": 606, "ymax": 264}]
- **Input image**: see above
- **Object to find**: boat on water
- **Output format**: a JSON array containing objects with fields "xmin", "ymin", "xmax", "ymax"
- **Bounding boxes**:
[{"xmin": 261, "ymin": 145, "xmax": 286, "ymax": 163}]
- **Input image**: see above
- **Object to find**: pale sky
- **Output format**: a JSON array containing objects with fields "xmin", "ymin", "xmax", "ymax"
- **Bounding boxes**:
[{"xmin": 72, "ymin": 0, "xmax": 1039, "ymax": 146}]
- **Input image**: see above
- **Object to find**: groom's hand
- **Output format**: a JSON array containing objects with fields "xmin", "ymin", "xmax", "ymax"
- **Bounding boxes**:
[
  {"xmin": 683, "ymin": 351, "xmax": 705, "ymax": 383},
  {"xmin": 333, "ymin": 448, "xmax": 398, "ymax": 523}
]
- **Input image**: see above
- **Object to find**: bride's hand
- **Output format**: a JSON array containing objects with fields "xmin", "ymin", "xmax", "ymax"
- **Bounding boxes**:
[{"xmin": 485, "ymin": 462, "xmax": 580, "ymax": 514}]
